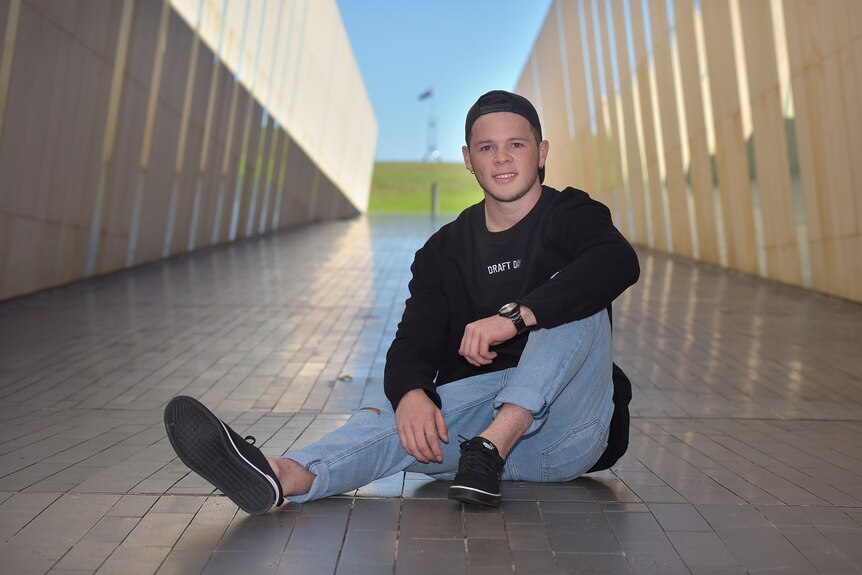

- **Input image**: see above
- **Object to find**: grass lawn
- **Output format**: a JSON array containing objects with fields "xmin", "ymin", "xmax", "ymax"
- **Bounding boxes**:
[{"xmin": 368, "ymin": 162, "xmax": 483, "ymax": 214}]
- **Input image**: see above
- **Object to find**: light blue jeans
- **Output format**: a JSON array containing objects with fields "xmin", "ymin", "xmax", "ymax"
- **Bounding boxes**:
[{"xmin": 284, "ymin": 310, "xmax": 615, "ymax": 502}]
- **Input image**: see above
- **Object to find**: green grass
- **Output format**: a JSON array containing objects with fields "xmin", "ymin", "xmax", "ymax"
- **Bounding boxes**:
[{"xmin": 368, "ymin": 162, "xmax": 483, "ymax": 214}]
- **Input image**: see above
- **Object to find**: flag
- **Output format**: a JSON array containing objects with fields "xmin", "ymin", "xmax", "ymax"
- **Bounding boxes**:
[{"xmin": 418, "ymin": 87, "xmax": 433, "ymax": 101}]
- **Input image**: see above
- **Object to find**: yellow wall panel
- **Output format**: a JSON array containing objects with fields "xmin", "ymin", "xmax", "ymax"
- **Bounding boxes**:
[
  {"xmin": 581, "ymin": 0, "xmax": 612, "ymax": 211},
  {"xmin": 531, "ymin": 5, "xmax": 568, "ymax": 191},
  {"xmin": 700, "ymin": 0, "xmax": 758, "ymax": 274},
  {"xmin": 648, "ymin": 0, "xmax": 692, "ymax": 257},
  {"xmin": 674, "ymin": 0, "xmax": 722, "ymax": 265},
  {"xmin": 783, "ymin": 0, "xmax": 861, "ymax": 300},
  {"xmin": 519, "ymin": 0, "xmax": 860, "ymax": 301},
  {"xmin": 561, "ymin": 1, "xmax": 598, "ymax": 201},
  {"xmin": 610, "ymin": 0, "xmax": 648, "ymax": 246},
  {"xmin": 738, "ymin": 0, "xmax": 801, "ymax": 285},
  {"xmin": 595, "ymin": 0, "xmax": 628, "ymax": 231},
  {"xmin": 0, "ymin": 0, "xmax": 371, "ymax": 301},
  {"xmin": 629, "ymin": 0, "xmax": 666, "ymax": 251}
]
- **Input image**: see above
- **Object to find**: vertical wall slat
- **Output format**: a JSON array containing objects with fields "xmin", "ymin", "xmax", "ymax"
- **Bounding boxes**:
[{"xmin": 699, "ymin": 0, "xmax": 758, "ymax": 275}]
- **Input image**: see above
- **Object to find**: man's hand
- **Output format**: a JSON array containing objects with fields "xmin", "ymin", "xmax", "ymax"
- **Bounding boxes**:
[
  {"xmin": 395, "ymin": 388, "xmax": 449, "ymax": 463},
  {"xmin": 458, "ymin": 315, "xmax": 517, "ymax": 366}
]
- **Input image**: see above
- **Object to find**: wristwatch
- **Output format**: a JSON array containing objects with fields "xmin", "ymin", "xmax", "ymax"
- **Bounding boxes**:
[{"xmin": 498, "ymin": 302, "xmax": 528, "ymax": 334}]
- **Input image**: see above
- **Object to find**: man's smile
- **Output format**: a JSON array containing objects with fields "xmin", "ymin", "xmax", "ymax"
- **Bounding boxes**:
[{"xmin": 493, "ymin": 172, "xmax": 517, "ymax": 181}]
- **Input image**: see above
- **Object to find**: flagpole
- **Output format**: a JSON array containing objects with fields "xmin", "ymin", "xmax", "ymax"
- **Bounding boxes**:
[
  {"xmin": 419, "ymin": 87, "xmax": 439, "ymax": 162},
  {"xmin": 418, "ymin": 87, "xmax": 440, "ymax": 223}
]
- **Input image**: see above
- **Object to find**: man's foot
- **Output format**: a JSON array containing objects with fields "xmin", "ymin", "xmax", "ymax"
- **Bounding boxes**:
[
  {"xmin": 448, "ymin": 436, "xmax": 505, "ymax": 507},
  {"xmin": 164, "ymin": 396, "xmax": 284, "ymax": 515}
]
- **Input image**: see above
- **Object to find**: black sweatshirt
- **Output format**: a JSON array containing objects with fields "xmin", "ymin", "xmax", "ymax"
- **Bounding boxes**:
[{"xmin": 383, "ymin": 186, "xmax": 640, "ymax": 410}]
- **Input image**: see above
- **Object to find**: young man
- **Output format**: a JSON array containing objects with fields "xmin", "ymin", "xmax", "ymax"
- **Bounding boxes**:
[{"xmin": 164, "ymin": 90, "xmax": 639, "ymax": 514}]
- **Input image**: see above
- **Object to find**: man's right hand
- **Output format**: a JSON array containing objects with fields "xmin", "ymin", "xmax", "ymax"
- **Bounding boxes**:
[{"xmin": 395, "ymin": 388, "xmax": 449, "ymax": 463}]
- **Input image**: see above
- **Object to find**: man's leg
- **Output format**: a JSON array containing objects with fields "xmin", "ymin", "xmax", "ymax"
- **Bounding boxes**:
[
  {"xmin": 165, "ymin": 371, "xmax": 507, "ymax": 512},
  {"xmin": 279, "ymin": 372, "xmax": 504, "ymax": 502},
  {"xmin": 448, "ymin": 310, "xmax": 615, "ymax": 505},
  {"xmin": 501, "ymin": 310, "xmax": 615, "ymax": 482}
]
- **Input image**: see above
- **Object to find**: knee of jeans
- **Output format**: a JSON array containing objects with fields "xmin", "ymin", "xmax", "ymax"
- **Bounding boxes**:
[{"xmin": 359, "ymin": 407, "xmax": 381, "ymax": 415}]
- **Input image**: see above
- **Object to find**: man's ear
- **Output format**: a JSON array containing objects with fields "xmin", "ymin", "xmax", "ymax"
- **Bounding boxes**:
[
  {"xmin": 538, "ymin": 139, "xmax": 549, "ymax": 167},
  {"xmin": 462, "ymin": 145, "xmax": 473, "ymax": 172}
]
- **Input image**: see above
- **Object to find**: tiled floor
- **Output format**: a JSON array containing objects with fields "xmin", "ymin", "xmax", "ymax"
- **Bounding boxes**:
[{"xmin": 1, "ymin": 214, "xmax": 861, "ymax": 574}]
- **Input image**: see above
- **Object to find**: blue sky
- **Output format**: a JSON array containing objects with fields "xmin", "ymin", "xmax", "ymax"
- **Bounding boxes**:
[{"xmin": 336, "ymin": 0, "xmax": 553, "ymax": 163}]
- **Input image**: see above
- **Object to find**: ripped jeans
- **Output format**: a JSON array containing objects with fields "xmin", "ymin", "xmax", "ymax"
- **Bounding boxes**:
[{"xmin": 284, "ymin": 310, "xmax": 615, "ymax": 502}]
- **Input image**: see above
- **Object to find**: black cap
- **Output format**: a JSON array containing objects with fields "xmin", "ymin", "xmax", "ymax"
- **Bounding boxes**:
[{"xmin": 464, "ymin": 90, "xmax": 545, "ymax": 183}]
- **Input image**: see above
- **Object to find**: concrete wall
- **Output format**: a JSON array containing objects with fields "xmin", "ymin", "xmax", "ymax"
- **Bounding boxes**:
[
  {"xmin": 519, "ymin": 0, "xmax": 861, "ymax": 302},
  {"xmin": 0, "ymin": 0, "xmax": 377, "ymax": 301}
]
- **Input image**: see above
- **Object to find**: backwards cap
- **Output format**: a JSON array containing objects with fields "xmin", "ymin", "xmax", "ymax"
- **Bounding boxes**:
[{"xmin": 464, "ymin": 90, "xmax": 544, "ymax": 183}]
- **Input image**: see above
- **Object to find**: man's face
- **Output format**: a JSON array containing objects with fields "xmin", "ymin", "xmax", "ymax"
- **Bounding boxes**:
[{"xmin": 462, "ymin": 112, "xmax": 548, "ymax": 204}]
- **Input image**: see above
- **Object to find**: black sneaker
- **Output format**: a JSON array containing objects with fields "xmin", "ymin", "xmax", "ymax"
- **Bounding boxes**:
[
  {"xmin": 164, "ymin": 396, "xmax": 284, "ymax": 515},
  {"xmin": 448, "ymin": 436, "xmax": 505, "ymax": 507}
]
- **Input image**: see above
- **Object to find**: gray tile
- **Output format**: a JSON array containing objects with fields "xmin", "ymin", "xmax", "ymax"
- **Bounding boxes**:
[
  {"xmin": 96, "ymin": 544, "xmax": 172, "ymax": 575},
  {"xmin": 202, "ymin": 550, "xmax": 282, "ymax": 575},
  {"xmin": 647, "ymin": 503, "xmax": 712, "ymax": 532},
  {"xmin": 778, "ymin": 525, "xmax": 860, "ymax": 573},
  {"xmin": 621, "ymin": 541, "xmax": 691, "ymax": 575},
  {"xmin": 190, "ymin": 497, "xmax": 239, "ymax": 526},
  {"xmin": 105, "ymin": 495, "xmax": 159, "ymax": 518},
  {"xmin": 0, "ymin": 491, "xmax": 63, "ymax": 541},
  {"xmin": 505, "ymin": 522, "xmax": 552, "ymax": 551},
  {"xmin": 119, "ymin": 513, "xmax": 194, "ymax": 548},
  {"xmin": 695, "ymin": 504, "xmax": 773, "ymax": 529},
  {"xmin": 0, "ymin": 543, "xmax": 60, "ymax": 575},
  {"xmin": 543, "ymin": 511, "xmax": 620, "ymax": 554},
  {"xmin": 555, "ymin": 552, "xmax": 632, "ymax": 574},
  {"xmin": 337, "ymin": 528, "xmax": 397, "ymax": 571},
  {"xmin": 396, "ymin": 538, "xmax": 466, "ymax": 575},
  {"xmin": 465, "ymin": 537, "xmax": 513, "ymax": 574},
  {"xmin": 666, "ymin": 531, "xmax": 740, "ymax": 569},
  {"xmin": 284, "ymin": 515, "xmax": 347, "ymax": 551},
  {"xmin": 713, "ymin": 526, "xmax": 816, "ymax": 573},
  {"xmin": 220, "ymin": 513, "xmax": 297, "ymax": 553},
  {"xmin": 53, "ymin": 539, "xmax": 120, "ymax": 571},
  {"xmin": 156, "ymin": 550, "xmax": 213, "ymax": 575},
  {"xmin": 4, "ymin": 493, "xmax": 119, "ymax": 565},
  {"xmin": 605, "ymin": 511, "xmax": 670, "ymax": 545},
  {"xmin": 465, "ymin": 507, "xmax": 506, "ymax": 538},
  {"xmin": 277, "ymin": 548, "xmax": 339, "ymax": 574},
  {"xmin": 150, "ymin": 495, "xmax": 207, "ymax": 515},
  {"xmin": 807, "ymin": 528, "xmax": 862, "ymax": 571},
  {"xmin": 173, "ymin": 523, "xmax": 229, "ymax": 552},
  {"xmin": 345, "ymin": 499, "xmax": 399, "ymax": 530},
  {"xmin": 501, "ymin": 501, "xmax": 542, "ymax": 524},
  {"xmin": 399, "ymin": 499, "xmax": 463, "ymax": 539},
  {"xmin": 510, "ymin": 550, "xmax": 565, "ymax": 575}
]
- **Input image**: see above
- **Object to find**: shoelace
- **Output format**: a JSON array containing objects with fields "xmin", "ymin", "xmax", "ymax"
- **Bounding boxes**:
[{"xmin": 457, "ymin": 436, "xmax": 502, "ymax": 478}]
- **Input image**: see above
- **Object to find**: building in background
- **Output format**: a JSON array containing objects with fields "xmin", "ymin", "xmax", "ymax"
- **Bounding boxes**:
[
  {"xmin": 0, "ymin": 0, "xmax": 376, "ymax": 301},
  {"xmin": 518, "ymin": 0, "xmax": 861, "ymax": 302}
]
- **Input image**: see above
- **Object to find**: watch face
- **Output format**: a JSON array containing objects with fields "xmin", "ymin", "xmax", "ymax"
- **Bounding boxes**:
[{"xmin": 499, "ymin": 302, "xmax": 518, "ymax": 315}]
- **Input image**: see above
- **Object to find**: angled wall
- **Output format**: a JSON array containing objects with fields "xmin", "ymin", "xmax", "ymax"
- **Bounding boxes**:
[
  {"xmin": 0, "ymin": 0, "xmax": 376, "ymax": 301},
  {"xmin": 519, "ymin": 0, "xmax": 861, "ymax": 302}
]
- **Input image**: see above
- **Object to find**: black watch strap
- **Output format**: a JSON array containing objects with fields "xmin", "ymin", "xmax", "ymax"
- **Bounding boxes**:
[{"xmin": 499, "ymin": 302, "xmax": 528, "ymax": 335}]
